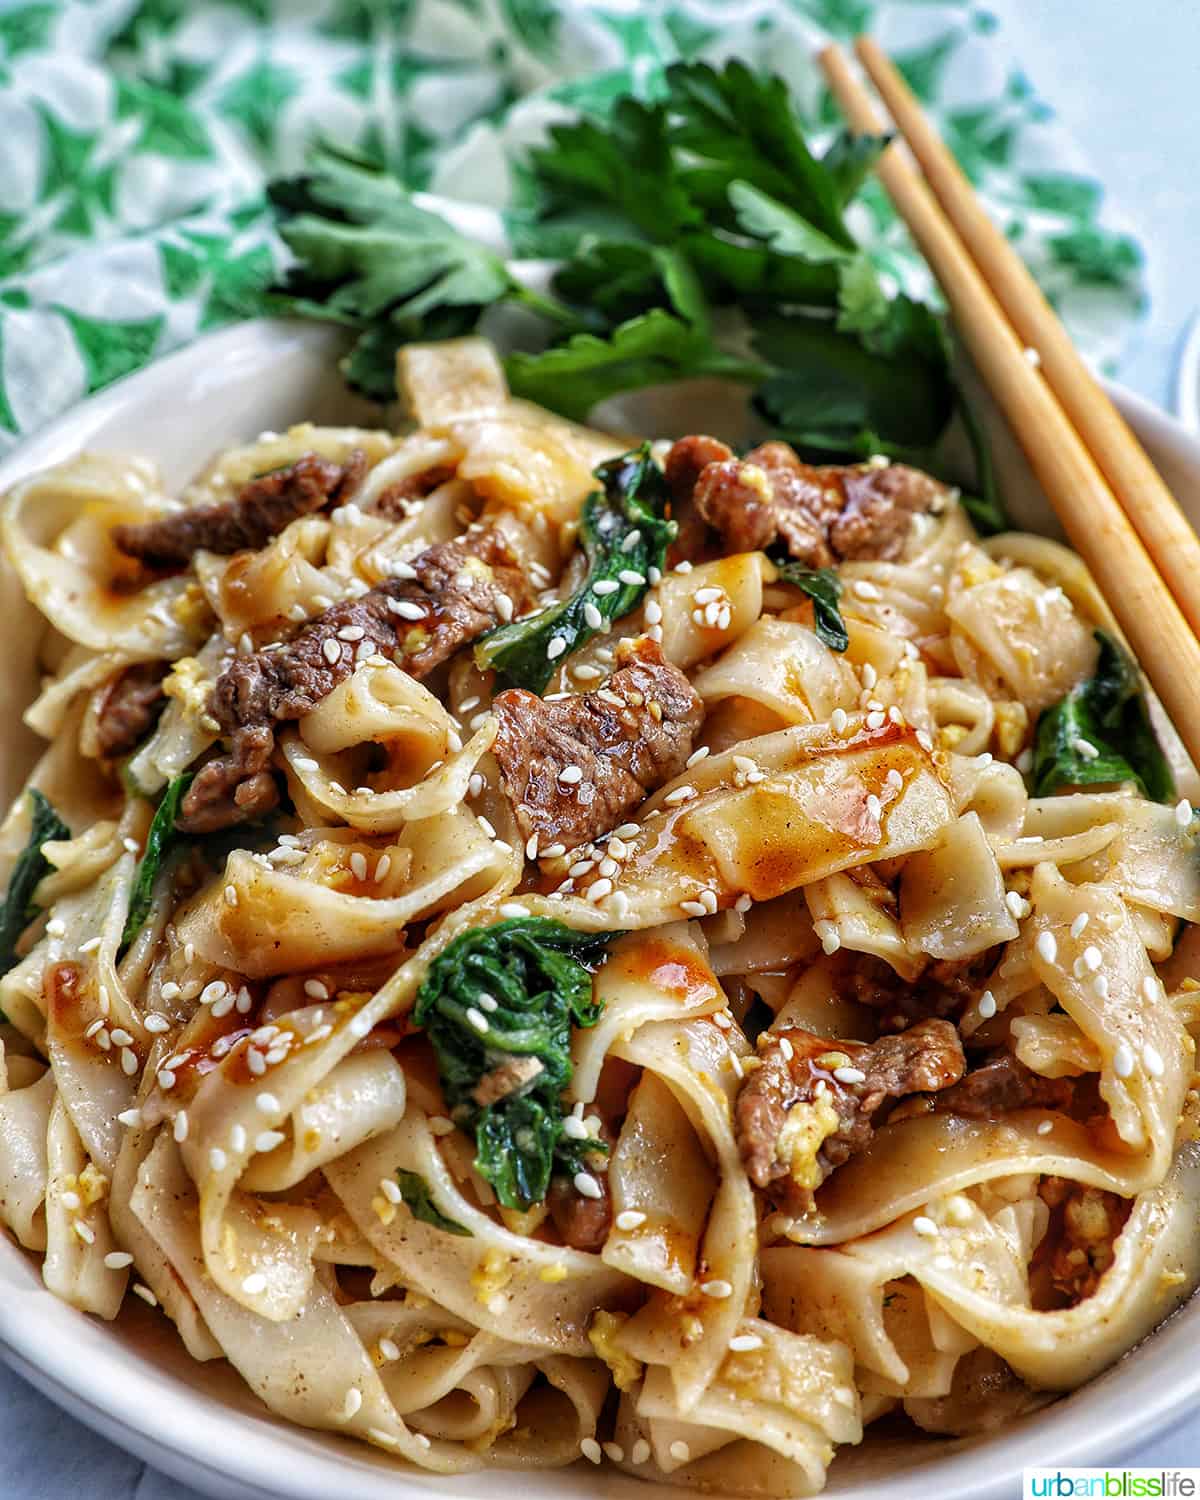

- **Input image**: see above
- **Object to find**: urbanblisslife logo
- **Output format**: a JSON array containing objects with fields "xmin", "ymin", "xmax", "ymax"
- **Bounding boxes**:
[{"xmin": 1024, "ymin": 1472, "xmax": 1200, "ymax": 1498}]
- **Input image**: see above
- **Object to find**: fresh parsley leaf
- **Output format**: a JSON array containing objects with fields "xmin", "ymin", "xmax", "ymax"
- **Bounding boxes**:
[
  {"xmin": 664, "ymin": 61, "xmax": 854, "ymax": 249},
  {"xmin": 505, "ymin": 309, "xmax": 764, "ymax": 424},
  {"xmin": 727, "ymin": 180, "xmax": 851, "ymax": 267},
  {"xmin": 121, "ymin": 772, "xmax": 193, "ymax": 952},
  {"xmin": 413, "ymin": 916, "xmax": 616, "ymax": 1211},
  {"xmin": 1033, "ymin": 631, "xmax": 1173, "ymax": 802},
  {"xmin": 475, "ymin": 443, "xmax": 675, "ymax": 692},
  {"xmin": 0, "ymin": 790, "xmax": 69, "ymax": 977},
  {"xmin": 821, "ymin": 131, "xmax": 891, "ymax": 208},
  {"xmin": 752, "ymin": 311, "xmax": 955, "ymax": 457},
  {"xmin": 394, "ymin": 1171, "xmax": 472, "ymax": 1237},
  {"xmin": 527, "ymin": 95, "xmax": 701, "ymax": 245},
  {"xmin": 775, "ymin": 564, "xmax": 849, "ymax": 652}
]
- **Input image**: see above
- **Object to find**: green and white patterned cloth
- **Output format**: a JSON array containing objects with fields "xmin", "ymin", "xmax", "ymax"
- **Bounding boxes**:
[{"xmin": 0, "ymin": 0, "xmax": 1147, "ymax": 460}]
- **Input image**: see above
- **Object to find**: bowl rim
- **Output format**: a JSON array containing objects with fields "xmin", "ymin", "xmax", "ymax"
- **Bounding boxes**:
[{"xmin": 3, "ymin": 316, "xmax": 1200, "ymax": 1500}]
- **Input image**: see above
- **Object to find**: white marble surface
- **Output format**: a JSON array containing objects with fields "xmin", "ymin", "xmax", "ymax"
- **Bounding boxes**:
[{"xmin": 2, "ymin": 1, "xmax": 1199, "ymax": 1493}]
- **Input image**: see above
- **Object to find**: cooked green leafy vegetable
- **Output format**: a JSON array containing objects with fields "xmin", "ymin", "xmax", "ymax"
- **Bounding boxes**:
[
  {"xmin": 1033, "ymin": 631, "xmax": 1173, "ymax": 802},
  {"xmin": 394, "ymin": 1171, "xmax": 472, "ymax": 1237},
  {"xmin": 121, "ymin": 772, "xmax": 193, "ymax": 951},
  {"xmin": 475, "ymin": 444, "xmax": 674, "ymax": 693},
  {"xmin": 264, "ymin": 60, "xmax": 996, "ymax": 508},
  {"xmin": 413, "ymin": 917, "xmax": 616, "ymax": 1211},
  {"xmin": 775, "ymin": 563, "xmax": 849, "ymax": 652},
  {"xmin": 0, "ymin": 790, "xmax": 69, "ymax": 977}
]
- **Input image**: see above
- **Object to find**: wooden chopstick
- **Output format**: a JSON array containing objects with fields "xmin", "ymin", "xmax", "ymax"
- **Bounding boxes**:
[
  {"xmin": 818, "ymin": 43, "xmax": 1200, "ymax": 776},
  {"xmin": 853, "ymin": 35, "xmax": 1200, "ymax": 642}
]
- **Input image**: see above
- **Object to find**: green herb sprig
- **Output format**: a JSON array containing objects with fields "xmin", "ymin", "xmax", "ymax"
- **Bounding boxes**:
[
  {"xmin": 413, "ymin": 917, "xmax": 615, "ymax": 1211},
  {"xmin": 474, "ymin": 444, "xmax": 673, "ymax": 693},
  {"xmin": 1033, "ymin": 631, "xmax": 1173, "ymax": 802},
  {"xmin": 0, "ymin": 790, "xmax": 70, "ymax": 977},
  {"xmin": 121, "ymin": 772, "xmax": 193, "ymax": 952}
]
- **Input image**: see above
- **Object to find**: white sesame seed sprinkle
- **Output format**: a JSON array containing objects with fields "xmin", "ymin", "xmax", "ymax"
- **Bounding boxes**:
[
  {"xmin": 304, "ymin": 978, "xmax": 330, "ymax": 1000},
  {"xmin": 618, "ymin": 569, "xmax": 645, "ymax": 586},
  {"xmin": 1037, "ymin": 1119, "xmax": 1053, "ymax": 1135},
  {"xmin": 580, "ymin": 1437, "xmax": 602, "ymax": 1465},
  {"xmin": 117, "ymin": 1108, "xmax": 142, "ymax": 1128},
  {"xmin": 322, "ymin": 638, "xmax": 341, "ymax": 666},
  {"xmin": 913, "ymin": 1215, "xmax": 939, "ymax": 1237},
  {"xmin": 132, "ymin": 1283, "xmax": 157, "ymax": 1306},
  {"xmin": 499, "ymin": 902, "xmax": 528, "ymax": 919},
  {"xmin": 242, "ymin": 1273, "xmax": 266, "ymax": 1296},
  {"xmin": 574, "ymin": 1171, "xmax": 602, "ymax": 1200},
  {"xmin": 1113, "ymin": 1042, "xmax": 1135, "ymax": 1078},
  {"xmin": 615, "ymin": 1209, "xmax": 646, "ymax": 1231},
  {"xmin": 978, "ymin": 990, "xmax": 997, "ymax": 1020},
  {"xmin": 209, "ymin": 1147, "xmax": 228, "ymax": 1172},
  {"xmin": 173, "ymin": 1111, "xmax": 189, "ymax": 1143},
  {"xmin": 1036, "ymin": 931, "xmax": 1058, "ymax": 964},
  {"xmin": 120, "ymin": 1048, "xmax": 139, "ymax": 1076},
  {"xmin": 632, "ymin": 1439, "xmax": 651, "ymax": 1465},
  {"xmin": 834, "ymin": 1066, "xmax": 867, "ymax": 1085},
  {"xmin": 700, "ymin": 1278, "xmax": 733, "ymax": 1299},
  {"xmin": 466, "ymin": 1007, "xmax": 490, "ymax": 1034},
  {"xmin": 1070, "ymin": 913, "xmax": 1090, "ymax": 938},
  {"xmin": 349, "ymin": 851, "xmax": 368, "ymax": 881},
  {"xmin": 669, "ymin": 1441, "xmax": 691, "ymax": 1463},
  {"xmin": 105, "ymin": 1251, "xmax": 134, "ymax": 1270}
]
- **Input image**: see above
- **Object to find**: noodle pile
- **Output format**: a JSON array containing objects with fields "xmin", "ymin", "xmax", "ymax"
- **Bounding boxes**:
[{"xmin": 1, "ymin": 340, "xmax": 1198, "ymax": 1495}]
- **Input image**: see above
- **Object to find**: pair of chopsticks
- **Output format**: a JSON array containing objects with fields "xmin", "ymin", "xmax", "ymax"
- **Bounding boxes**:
[{"xmin": 820, "ymin": 41, "xmax": 1200, "ymax": 774}]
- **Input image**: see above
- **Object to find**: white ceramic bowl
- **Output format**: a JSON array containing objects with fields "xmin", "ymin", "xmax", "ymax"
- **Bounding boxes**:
[{"xmin": 2, "ymin": 318, "xmax": 1200, "ymax": 1500}]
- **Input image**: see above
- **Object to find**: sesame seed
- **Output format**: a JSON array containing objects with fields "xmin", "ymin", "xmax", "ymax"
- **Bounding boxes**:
[
  {"xmin": 546, "ymin": 636, "xmax": 567, "ymax": 661},
  {"xmin": 132, "ymin": 1283, "xmax": 157, "ymax": 1306},
  {"xmin": 558, "ymin": 765, "xmax": 584, "ymax": 786},
  {"xmin": 700, "ymin": 1278, "xmax": 732, "ymax": 1299},
  {"xmin": 1143, "ymin": 1043, "xmax": 1165, "ymax": 1077},
  {"xmin": 109, "ymin": 1027, "xmax": 134, "ymax": 1047},
  {"xmin": 337, "ymin": 625, "xmax": 365, "ymax": 642},
  {"xmin": 669, "ymin": 1441, "xmax": 691, "ymax": 1463},
  {"xmin": 1113, "ymin": 1043, "xmax": 1135, "ymax": 1078},
  {"xmin": 1143, "ymin": 975, "xmax": 1159, "ymax": 1003},
  {"xmin": 680, "ymin": 900, "xmax": 707, "ymax": 917},
  {"xmin": 1037, "ymin": 1120, "xmax": 1053, "ymax": 1135},
  {"xmin": 46, "ymin": 917, "xmax": 66, "ymax": 937},
  {"xmin": 247, "ymin": 1050, "xmax": 266, "ymax": 1075},
  {"xmin": 242, "ymin": 1273, "xmax": 266, "ymax": 1296},
  {"xmin": 256, "ymin": 1092, "xmax": 280, "ymax": 1115},
  {"xmin": 587, "ymin": 878, "xmax": 614, "ymax": 904},
  {"xmin": 542, "ymin": 842, "xmax": 566, "ymax": 859},
  {"xmin": 834, "ymin": 1066, "xmax": 867, "ymax": 1085},
  {"xmin": 1071, "ymin": 736, "xmax": 1099, "ymax": 762},
  {"xmin": 104, "ymin": 1251, "xmax": 134, "ymax": 1270},
  {"xmin": 499, "ymin": 902, "xmax": 528, "ymax": 919},
  {"xmin": 664, "ymin": 784, "xmax": 696, "ymax": 804},
  {"xmin": 580, "ymin": 1438, "xmax": 602, "ymax": 1464},
  {"xmin": 1082, "ymin": 945, "xmax": 1102, "ymax": 972},
  {"xmin": 1070, "ymin": 913, "xmax": 1090, "ymax": 938},
  {"xmin": 61, "ymin": 1190, "xmax": 81, "ymax": 1211},
  {"xmin": 79, "ymin": 935, "xmax": 102, "ymax": 954},
  {"xmin": 120, "ymin": 1048, "xmax": 139, "ymax": 1076},
  {"xmin": 865, "ymin": 793, "xmax": 882, "ymax": 821},
  {"xmin": 830, "ymin": 708, "xmax": 848, "ymax": 734},
  {"xmin": 603, "ymin": 1442, "xmax": 625, "ymax": 1463},
  {"xmin": 1035, "ymin": 931, "xmax": 1058, "ymax": 964},
  {"xmin": 978, "ymin": 990, "xmax": 997, "ymax": 1019},
  {"xmin": 729, "ymin": 1333, "xmax": 763, "ymax": 1352},
  {"xmin": 173, "ymin": 1111, "xmax": 189, "ymax": 1143},
  {"xmin": 349, "ymin": 851, "xmax": 368, "ymax": 881},
  {"xmin": 615, "ymin": 1209, "xmax": 646, "ymax": 1231},
  {"xmin": 322, "ymin": 638, "xmax": 341, "ymax": 665},
  {"xmin": 632, "ymin": 1439, "xmax": 651, "ymax": 1465},
  {"xmin": 1005, "ymin": 890, "xmax": 1030, "ymax": 919},
  {"xmin": 200, "ymin": 980, "xmax": 228, "ymax": 1007},
  {"xmin": 255, "ymin": 1130, "xmax": 285, "ymax": 1155},
  {"xmin": 853, "ymin": 580, "xmax": 881, "ymax": 601},
  {"xmin": 574, "ymin": 1171, "xmax": 602, "ymax": 1200},
  {"xmin": 592, "ymin": 579, "xmax": 619, "ymax": 596},
  {"xmin": 618, "ymin": 569, "xmax": 645, "ymax": 586},
  {"xmin": 231, "ymin": 1124, "xmax": 246, "ymax": 1152},
  {"xmin": 582, "ymin": 601, "xmax": 603, "ymax": 630},
  {"xmin": 209, "ymin": 1147, "xmax": 228, "ymax": 1172},
  {"xmin": 377, "ymin": 1337, "xmax": 401, "ymax": 1362},
  {"xmin": 912, "ymin": 1215, "xmax": 939, "ymax": 1237},
  {"xmin": 117, "ymin": 1108, "xmax": 141, "ymax": 1128},
  {"xmin": 304, "ymin": 979, "xmax": 329, "ymax": 1000},
  {"xmin": 122, "ymin": 836, "xmax": 141, "ymax": 855},
  {"xmin": 466, "ymin": 1007, "xmax": 490, "ymax": 1034}
]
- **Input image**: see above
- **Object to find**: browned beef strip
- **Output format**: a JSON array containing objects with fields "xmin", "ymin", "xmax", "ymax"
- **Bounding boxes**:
[
  {"xmin": 94, "ymin": 661, "xmax": 168, "ymax": 758},
  {"xmin": 737, "ymin": 1020, "xmax": 965, "ymax": 1211},
  {"xmin": 664, "ymin": 434, "xmax": 949, "ymax": 567},
  {"xmin": 547, "ymin": 1172, "xmax": 612, "ymax": 1252},
  {"xmin": 374, "ymin": 464, "xmax": 457, "ymax": 520},
  {"xmin": 931, "ymin": 1051, "xmax": 1075, "ymax": 1119},
  {"xmin": 849, "ymin": 950, "xmax": 1002, "ymax": 1031},
  {"xmin": 176, "ymin": 724, "xmax": 280, "ymax": 834},
  {"xmin": 111, "ymin": 451, "xmax": 365, "ymax": 569},
  {"xmin": 177, "ymin": 528, "xmax": 529, "ymax": 834},
  {"xmin": 491, "ymin": 637, "xmax": 704, "ymax": 853}
]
